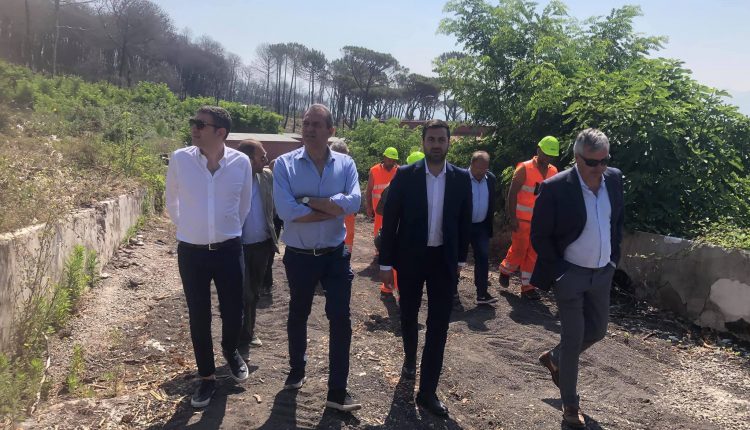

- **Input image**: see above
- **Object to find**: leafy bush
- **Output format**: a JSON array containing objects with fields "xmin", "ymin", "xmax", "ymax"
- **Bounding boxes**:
[{"xmin": 339, "ymin": 119, "xmax": 423, "ymax": 180}]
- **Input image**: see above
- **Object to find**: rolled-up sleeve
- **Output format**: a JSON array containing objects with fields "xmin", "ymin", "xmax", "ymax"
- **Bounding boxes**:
[
  {"xmin": 329, "ymin": 157, "xmax": 361, "ymax": 216},
  {"xmin": 273, "ymin": 156, "xmax": 312, "ymax": 222},
  {"xmin": 165, "ymin": 151, "xmax": 179, "ymax": 225}
]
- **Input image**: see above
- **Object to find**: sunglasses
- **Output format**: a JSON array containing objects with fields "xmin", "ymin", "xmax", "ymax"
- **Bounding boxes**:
[
  {"xmin": 189, "ymin": 118, "xmax": 219, "ymax": 130},
  {"xmin": 579, "ymin": 154, "xmax": 611, "ymax": 167}
]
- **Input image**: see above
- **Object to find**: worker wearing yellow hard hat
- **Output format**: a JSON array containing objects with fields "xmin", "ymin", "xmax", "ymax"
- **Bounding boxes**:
[
  {"xmin": 366, "ymin": 147, "xmax": 400, "ymax": 294},
  {"xmin": 499, "ymin": 136, "xmax": 560, "ymax": 300}
]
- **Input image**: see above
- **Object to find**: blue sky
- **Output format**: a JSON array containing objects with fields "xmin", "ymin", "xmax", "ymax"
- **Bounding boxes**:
[{"xmin": 155, "ymin": 0, "xmax": 750, "ymax": 114}]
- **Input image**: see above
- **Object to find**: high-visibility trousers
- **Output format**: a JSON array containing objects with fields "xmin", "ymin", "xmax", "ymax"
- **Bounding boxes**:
[
  {"xmin": 500, "ymin": 221, "xmax": 537, "ymax": 292},
  {"xmin": 373, "ymin": 213, "xmax": 383, "ymax": 238},
  {"xmin": 380, "ymin": 268, "xmax": 398, "ymax": 294},
  {"xmin": 344, "ymin": 214, "xmax": 355, "ymax": 253}
]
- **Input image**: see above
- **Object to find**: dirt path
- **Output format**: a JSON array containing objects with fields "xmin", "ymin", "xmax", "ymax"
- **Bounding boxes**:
[{"xmin": 22, "ymin": 216, "xmax": 750, "ymax": 430}]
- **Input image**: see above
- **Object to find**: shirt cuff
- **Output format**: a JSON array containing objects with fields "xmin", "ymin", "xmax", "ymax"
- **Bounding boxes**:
[
  {"xmin": 609, "ymin": 261, "xmax": 616, "ymax": 268},
  {"xmin": 458, "ymin": 262, "xmax": 466, "ymax": 267},
  {"xmin": 379, "ymin": 265, "xmax": 392, "ymax": 271}
]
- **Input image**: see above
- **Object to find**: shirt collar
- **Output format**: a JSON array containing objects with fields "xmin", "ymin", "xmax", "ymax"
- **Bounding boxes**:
[
  {"xmin": 573, "ymin": 165, "xmax": 605, "ymax": 191},
  {"xmin": 470, "ymin": 172, "xmax": 486, "ymax": 183},
  {"xmin": 425, "ymin": 161, "xmax": 447, "ymax": 178},
  {"xmin": 195, "ymin": 144, "xmax": 228, "ymax": 167},
  {"xmin": 298, "ymin": 146, "xmax": 334, "ymax": 165}
]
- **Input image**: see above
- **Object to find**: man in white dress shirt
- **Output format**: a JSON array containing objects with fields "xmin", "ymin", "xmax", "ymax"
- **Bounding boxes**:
[{"xmin": 165, "ymin": 106, "xmax": 253, "ymax": 408}]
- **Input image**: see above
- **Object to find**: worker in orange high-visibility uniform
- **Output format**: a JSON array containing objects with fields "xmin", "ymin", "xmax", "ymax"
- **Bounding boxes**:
[
  {"xmin": 366, "ymin": 147, "xmax": 399, "ymax": 293},
  {"xmin": 367, "ymin": 147, "xmax": 399, "ymax": 236},
  {"xmin": 500, "ymin": 136, "xmax": 559, "ymax": 300}
]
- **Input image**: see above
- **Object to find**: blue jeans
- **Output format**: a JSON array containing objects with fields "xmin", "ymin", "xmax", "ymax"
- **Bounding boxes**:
[
  {"xmin": 178, "ymin": 240, "xmax": 244, "ymax": 377},
  {"xmin": 470, "ymin": 223, "xmax": 490, "ymax": 297},
  {"xmin": 283, "ymin": 244, "xmax": 353, "ymax": 390}
]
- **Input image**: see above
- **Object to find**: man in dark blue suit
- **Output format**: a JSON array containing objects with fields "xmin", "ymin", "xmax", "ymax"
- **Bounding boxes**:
[
  {"xmin": 467, "ymin": 150, "xmax": 498, "ymax": 305},
  {"xmin": 530, "ymin": 128, "xmax": 624, "ymax": 428},
  {"xmin": 379, "ymin": 119, "xmax": 472, "ymax": 417}
]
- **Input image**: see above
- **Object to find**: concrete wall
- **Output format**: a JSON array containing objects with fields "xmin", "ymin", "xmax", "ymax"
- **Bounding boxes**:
[
  {"xmin": 0, "ymin": 190, "xmax": 147, "ymax": 353},
  {"xmin": 620, "ymin": 232, "xmax": 750, "ymax": 340}
]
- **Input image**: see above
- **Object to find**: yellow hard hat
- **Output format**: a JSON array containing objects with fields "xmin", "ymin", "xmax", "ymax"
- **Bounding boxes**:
[
  {"xmin": 538, "ymin": 136, "xmax": 560, "ymax": 157},
  {"xmin": 383, "ymin": 147, "xmax": 399, "ymax": 160},
  {"xmin": 406, "ymin": 151, "xmax": 425, "ymax": 164}
]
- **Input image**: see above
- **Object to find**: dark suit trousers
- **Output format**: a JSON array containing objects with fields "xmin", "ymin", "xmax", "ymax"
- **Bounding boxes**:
[
  {"xmin": 283, "ymin": 244, "xmax": 353, "ymax": 390},
  {"xmin": 177, "ymin": 241, "xmax": 244, "ymax": 377},
  {"xmin": 550, "ymin": 263, "xmax": 615, "ymax": 407},
  {"xmin": 470, "ymin": 222, "xmax": 490, "ymax": 297},
  {"xmin": 398, "ymin": 246, "xmax": 454, "ymax": 395},
  {"xmin": 239, "ymin": 239, "xmax": 274, "ymax": 348}
]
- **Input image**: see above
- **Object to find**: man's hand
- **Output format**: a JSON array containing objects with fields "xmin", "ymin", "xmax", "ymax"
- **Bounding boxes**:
[
  {"xmin": 509, "ymin": 217, "xmax": 519, "ymax": 232},
  {"xmin": 379, "ymin": 269, "xmax": 393, "ymax": 285},
  {"xmin": 366, "ymin": 205, "xmax": 374, "ymax": 218}
]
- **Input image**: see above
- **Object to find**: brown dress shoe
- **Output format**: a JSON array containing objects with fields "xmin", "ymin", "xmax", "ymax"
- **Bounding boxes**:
[
  {"xmin": 562, "ymin": 405, "xmax": 586, "ymax": 428},
  {"xmin": 538, "ymin": 350, "xmax": 559, "ymax": 387}
]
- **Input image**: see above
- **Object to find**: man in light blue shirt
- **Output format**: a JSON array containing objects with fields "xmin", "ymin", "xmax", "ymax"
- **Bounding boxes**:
[
  {"xmin": 273, "ymin": 104, "xmax": 362, "ymax": 412},
  {"xmin": 531, "ymin": 128, "xmax": 624, "ymax": 428},
  {"xmin": 467, "ymin": 151, "xmax": 498, "ymax": 305}
]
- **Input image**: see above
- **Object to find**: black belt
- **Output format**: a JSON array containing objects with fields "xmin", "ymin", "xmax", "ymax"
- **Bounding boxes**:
[
  {"xmin": 286, "ymin": 242, "xmax": 344, "ymax": 256},
  {"xmin": 179, "ymin": 237, "xmax": 240, "ymax": 251}
]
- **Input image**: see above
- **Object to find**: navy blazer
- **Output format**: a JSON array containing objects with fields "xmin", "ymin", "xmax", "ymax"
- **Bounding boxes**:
[
  {"xmin": 473, "ymin": 171, "xmax": 496, "ymax": 236},
  {"xmin": 379, "ymin": 159, "xmax": 472, "ymax": 284},
  {"xmin": 529, "ymin": 167, "xmax": 624, "ymax": 291}
]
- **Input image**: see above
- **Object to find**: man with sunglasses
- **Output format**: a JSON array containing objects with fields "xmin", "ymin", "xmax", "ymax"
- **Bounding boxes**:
[
  {"xmin": 530, "ymin": 128, "xmax": 624, "ymax": 428},
  {"xmin": 166, "ymin": 106, "xmax": 253, "ymax": 408}
]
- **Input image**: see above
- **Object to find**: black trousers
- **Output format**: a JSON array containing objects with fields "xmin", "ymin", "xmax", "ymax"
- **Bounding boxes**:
[
  {"xmin": 283, "ymin": 244, "xmax": 354, "ymax": 390},
  {"xmin": 239, "ymin": 239, "xmax": 275, "ymax": 348},
  {"xmin": 397, "ymin": 246, "xmax": 454, "ymax": 395},
  {"xmin": 177, "ymin": 239, "xmax": 244, "ymax": 377}
]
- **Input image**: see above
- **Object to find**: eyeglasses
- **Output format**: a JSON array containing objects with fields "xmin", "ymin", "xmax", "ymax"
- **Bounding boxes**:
[
  {"xmin": 189, "ymin": 118, "xmax": 219, "ymax": 130},
  {"xmin": 579, "ymin": 154, "xmax": 611, "ymax": 167}
]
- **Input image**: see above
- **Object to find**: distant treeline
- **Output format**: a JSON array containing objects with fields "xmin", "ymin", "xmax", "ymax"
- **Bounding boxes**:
[{"xmin": 0, "ymin": 0, "xmax": 464, "ymax": 130}]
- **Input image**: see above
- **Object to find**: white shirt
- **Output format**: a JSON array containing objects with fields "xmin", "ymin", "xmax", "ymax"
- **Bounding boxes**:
[
  {"xmin": 241, "ymin": 176, "xmax": 271, "ymax": 245},
  {"xmin": 426, "ymin": 162, "xmax": 447, "ymax": 247},
  {"xmin": 563, "ymin": 166, "xmax": 612, "ymax": 269},
  {"xmin": 166, "ymin": 145, "xmax": 253, "ymax": 245}
]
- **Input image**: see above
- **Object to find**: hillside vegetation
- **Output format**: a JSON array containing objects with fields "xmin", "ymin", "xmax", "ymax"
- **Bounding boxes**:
[{"xmin": 0, "ymin": 60, "xmax": 282, "ymax": 234}]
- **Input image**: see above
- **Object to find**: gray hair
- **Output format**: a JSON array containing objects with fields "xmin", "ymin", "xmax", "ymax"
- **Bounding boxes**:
[
  {"xmin": 573, "ymin": 128, "xmax": 610, "ymax": 155},
  {"xmin": 330, "ymin": 140, "xmax": 349, "ymax": 155},
  {"xmin": 304, "ymin": 103, "xmax": 334, "ymax": 129}
]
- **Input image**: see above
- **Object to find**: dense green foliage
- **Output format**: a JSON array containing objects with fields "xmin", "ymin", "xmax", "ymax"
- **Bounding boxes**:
[
  {"xmin": 437, "ymin": 0, "xmax": 750, "ymax": 238},
  {"xmin": 339, "ymin": 119, "xmax": 424, "ymax": 180}
]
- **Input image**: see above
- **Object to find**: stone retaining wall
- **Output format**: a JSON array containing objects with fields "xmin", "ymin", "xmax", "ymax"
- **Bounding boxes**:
[
  {"xmin": 0, "ymin": 190, "xmax": 147, "ymax": 352},
  {"xmin": 620, "ymin": 232, "xmax": 750, "ymax": 340}
]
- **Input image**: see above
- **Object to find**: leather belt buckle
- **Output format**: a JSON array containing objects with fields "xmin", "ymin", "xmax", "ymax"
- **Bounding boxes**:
[{"xmin": 208, "ymin": 242, "xmax": 218, "ymax": 251}]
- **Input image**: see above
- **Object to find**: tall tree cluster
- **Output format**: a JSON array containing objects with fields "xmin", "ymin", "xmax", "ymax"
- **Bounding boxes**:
[{"xmin": 0, "ymin": 0, "xmax": 455, "ymax": 128}]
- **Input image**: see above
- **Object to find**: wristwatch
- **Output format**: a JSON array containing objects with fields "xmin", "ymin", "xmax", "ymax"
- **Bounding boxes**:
[{"xmin": 301, "ymin": 197, "xmax": 310, "ymax": 206}]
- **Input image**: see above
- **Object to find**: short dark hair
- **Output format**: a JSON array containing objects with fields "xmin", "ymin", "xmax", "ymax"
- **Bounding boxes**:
[
  {"xmin": 236, "ymin": 139, "xmax": 262, "ymax": 158},
  {"xmin": 196, "ymin": 105, "xmax": 231, "ymax": 139},
  {"xmin": 421, "ymin": 119, "xmax": 451, "ymax": 141}
]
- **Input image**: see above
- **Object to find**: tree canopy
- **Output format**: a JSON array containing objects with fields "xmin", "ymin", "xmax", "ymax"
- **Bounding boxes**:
[{"xmin": 437, "ymin": 0, "xmax": 750, "ymax": 237}]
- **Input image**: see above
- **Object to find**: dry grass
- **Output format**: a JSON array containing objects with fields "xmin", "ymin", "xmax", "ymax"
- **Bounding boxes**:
[{"xmin": 0, "ymin": 112, "xmax": 153, "ymax": 234}]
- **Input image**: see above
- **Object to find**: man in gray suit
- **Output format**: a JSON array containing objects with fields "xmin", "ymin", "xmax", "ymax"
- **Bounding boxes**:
[{"xmin": 530, "ymin": 128, "xmax": 624, "ymax": 428}]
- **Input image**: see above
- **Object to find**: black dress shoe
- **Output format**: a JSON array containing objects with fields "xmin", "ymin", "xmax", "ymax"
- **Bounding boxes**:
[
  {"xmin": 416, "ymin": 392, "xmax": 448, "ymax": 416},
  {"xmin": 401, "ymin": 364, "xmax": 416, "ymax": 380}
]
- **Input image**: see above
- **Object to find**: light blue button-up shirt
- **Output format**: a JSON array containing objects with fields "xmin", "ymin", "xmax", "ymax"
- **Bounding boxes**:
[
  {"xmin": 470, "ymin": 174, "xmax": 489, "ymax": 223},
  {"xmin": 273, "ymin": 147, "xmax": 361, "ymax": 249},
  {"xmin": 241, "ymin": 176, "xmax": 271, "ymax": 244},
  {"xmin": 564, "ymin": 166, "xmax": 612, "ymax": 269}
]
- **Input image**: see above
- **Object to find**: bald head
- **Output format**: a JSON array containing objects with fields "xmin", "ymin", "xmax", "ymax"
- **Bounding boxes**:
[{"xmin": 237, "ymin": 139, "xmax": 267, "ymax": 172}]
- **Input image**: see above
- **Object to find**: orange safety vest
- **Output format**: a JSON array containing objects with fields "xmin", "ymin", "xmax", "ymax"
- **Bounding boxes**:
[
  {"xmin": 515, "ymin": 156, "xmax": 558, "ymax": 222},
  {"xmin": 370, "ymin": 163, "xmax": 398, "ymax": 209}
]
